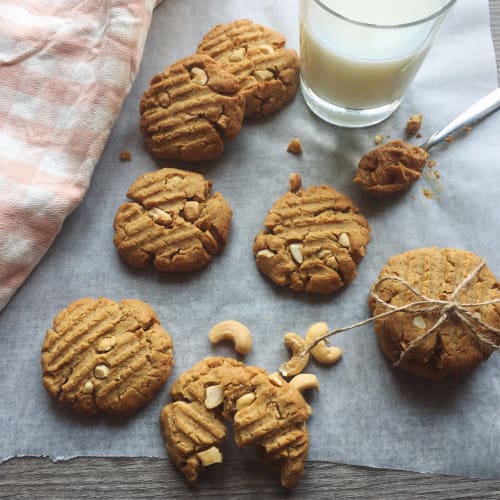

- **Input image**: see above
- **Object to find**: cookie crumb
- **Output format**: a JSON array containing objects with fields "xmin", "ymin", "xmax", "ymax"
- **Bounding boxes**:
[
  {"xmin": 416, "ymin": 132, "xmax": 422, "ymax": 139},
  {"xmin": 289, "ymin": 173, "xmax": 302, "ymax": 192},
  {"xmin": 422, "ymin": 188, "xmax": 433, "ymax": 199},
  {"xmin": 374, "ymin": 134, "xmax": 384, "ymax": 144},
  {"xmin": 434, "ymin": 169, "xmax": 441, "ymax": 180},
  {"xmin": 428, "ymin": 159, "xmax": 437, "ymax": 168},
  {"xmin": 463, "ymin": 126, "xmax": 473, "ymax": 133},
  {"xmin": 406, "ymin": 114, "xmax": 423, "ymax": 136},
  {"xmin": 445, "ymin": 135, "xmax": 455, "ymax": 143},
  {"xmin": 287, "ymin": 138, "xmax": 303, "ymax": 155},
  {"xmin": 119, "ymin": 150, "xmax": 132, "ymax": 162}
]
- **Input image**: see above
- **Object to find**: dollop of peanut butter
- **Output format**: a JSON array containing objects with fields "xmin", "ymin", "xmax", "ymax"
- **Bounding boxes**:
[{"xmin": 354, "ymin": 140, "xmax": 429, "ymax": 196}]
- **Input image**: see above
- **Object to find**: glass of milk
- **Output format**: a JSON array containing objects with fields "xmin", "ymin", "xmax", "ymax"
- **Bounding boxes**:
[{"xmin": 299, "ymin": 0, "xmax": 457, "ymax": 127}]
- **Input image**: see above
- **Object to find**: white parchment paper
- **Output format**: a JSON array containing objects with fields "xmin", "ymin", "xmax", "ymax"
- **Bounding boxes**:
[{"xmin": 1, "ymin": 0, "xmax": 500, "ymax": 480}]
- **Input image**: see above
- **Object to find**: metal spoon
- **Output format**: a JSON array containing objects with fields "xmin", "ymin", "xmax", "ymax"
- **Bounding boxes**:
[
  {"xmin": 419, "ymin": 87, "xmax": 500, "ymax": 151},
  {"xmin": 354, "ymin": 88, "xmax": 500, "ymax": 196}
]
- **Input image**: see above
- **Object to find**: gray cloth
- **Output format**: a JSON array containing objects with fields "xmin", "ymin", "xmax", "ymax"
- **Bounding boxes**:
[{"xmin": 1, "ymin": 0, "xmax": 500, "ymax": 480}]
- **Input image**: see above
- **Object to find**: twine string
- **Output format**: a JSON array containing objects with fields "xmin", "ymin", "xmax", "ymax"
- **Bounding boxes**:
[{"xmin": 300, "ymin": 260, "xmax": 500, "ymax": 365}]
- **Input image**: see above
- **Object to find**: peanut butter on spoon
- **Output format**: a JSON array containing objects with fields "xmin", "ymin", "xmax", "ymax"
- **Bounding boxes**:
[
  {"xmin": 353, "ymin": 88, "xmax": 500, "ymax": 197},
  {"xmin": 354, "ymin": 140, "xmax": 428, "ymax": 196}
]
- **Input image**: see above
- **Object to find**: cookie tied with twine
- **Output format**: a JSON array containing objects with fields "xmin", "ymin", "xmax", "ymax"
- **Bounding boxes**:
[{"xmin": 301, "ymin": 248, "xmax": 500, "ymax": 381}]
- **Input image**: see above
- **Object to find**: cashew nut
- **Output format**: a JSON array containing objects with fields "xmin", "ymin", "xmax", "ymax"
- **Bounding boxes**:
[
  {"xmin": 259, "ymin": 44, "xmax": 275, "ymax": 55},
  {"xmin": 94, "ymin": 364, "xmax": 110, "ymax": 379},
  {"xmin": 235, "ymin": 392, "xmax": 256, "ymax": 410},
  {"xmin": 82, "ymin": 380, "xmax": 94, "ymax": 394},
  {"xmin": 412, "ymin": 315, "xmax": 426, "ymax": 330},
  {"xmin": 229, "ymin": 47, "xmax": 246, "ymax": 61},
  {"xmin": 183, "ymin": 201, "xmax": 201, "ymax": 221},
  {"xmin": 279, "ymin": 332, "xmax": 310, "ymax": 377},
  {"xmin": 338, "ymin": 232, "xmax": 351, "ymax": 248},
  {"xmin": 256, "ymin": 249, "xmax": 275, "ymax": 259},
  {"xmin": 148, "ymin": 207, "xmax": 173, "ymax": 227},
  {"xmin": 96, "ymin": 336, "xmax": 116, "ymax": 353},
  {"xmin": 190, "ymin": 67, "xmax": 208, "ymax": 86},
  {"xmin": 196, "ymin": 446, "xmax": 223, "ymax": 466},
  {"xmin": 253, "ymin": 69, "xmax": 274, "ymax": 81},
  {"xmin": 268, "ymin": 372, "xmax": 284, "ymax": 387},
  {"xmin": 305, "ymin": 322, "xmax": 342, "ymax": 365},
  {"xmin": 208, "ymin": 320, "xmax": 252, "ymax": 355},
  {"xmin": 205, "ymin": 384, "xmax": 224, "ymax": 409},
  {"xmin": 289, "ymin": 373, "xmax": 320, "ymax": 394},
  {"xmin": 289, "ymin": 243, "xmax": 304, "ymax": 264}
]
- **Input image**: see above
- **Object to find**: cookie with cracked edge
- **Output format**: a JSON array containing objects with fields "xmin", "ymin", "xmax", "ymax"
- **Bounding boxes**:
[
  {"xmin": 113, "ymin": 167, "xmax": 233, "ymax": 272},
  {"xmin": 253, "ymin": 182, "xmax": 371, "ymax": 294},
  {"xmin": 140, "ymin": 53, "xmax": 245, "ymax": 161},
  {"xmin": 370, "ymin": 247, "xmax": 500, "ymax": 380},
  {"xmin": 160, "ymin": 357, "xmax": 310, "ymax": 489},
  {"xmin": 197, "ymin": 19, "xmax": 300, "ymax": 118},
  {"xmin": 41, "ymin": 297, "xmax": 174, "ymax": 416}
]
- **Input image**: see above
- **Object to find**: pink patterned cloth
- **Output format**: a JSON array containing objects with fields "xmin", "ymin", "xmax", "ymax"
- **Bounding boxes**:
[{"xmin": 0, "ymin": 0, "xmax": 162, "ymax": 310}]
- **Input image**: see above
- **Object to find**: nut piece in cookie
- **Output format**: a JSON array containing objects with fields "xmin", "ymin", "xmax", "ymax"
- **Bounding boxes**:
[
  {"xmin": 160, "ymin": 357, "xmax": 311, "ymax": 488},
  {"xmin": 370, "ymin": 247, "xmax": 500, "ymax": 380},
  {"xmin": 354, "ymin": 140, "xmax": 429, "ymax": 196},
  {"xmin": 113, "ymin": 167, "xmax": 233, "ymax": 272},
  {"xmin": 197, "ymin": 19, "xmax": 300, "ymax": 118},
  {"xmin": 253, "ymin": 182, "xmax": 370, "ymax": 294},
  {"xmin": 41, "ymin": 297, "xmax": 174, "ymax": 416},
  {"xmin": 140, "ymin": 53, "xmax": 245, "ymax": 162}
]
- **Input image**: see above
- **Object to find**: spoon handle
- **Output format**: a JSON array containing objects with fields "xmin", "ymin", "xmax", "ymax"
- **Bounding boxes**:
[{"xmin": 419, "ymin": 88, "xmax": 500, "ymax": 151}]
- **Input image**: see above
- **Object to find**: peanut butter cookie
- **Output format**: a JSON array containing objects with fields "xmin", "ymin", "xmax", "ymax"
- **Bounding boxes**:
[
  {"xmin": 197, "ymin": 19, "xmax": 299, "ymax": 118},
  {"xmin": 140, "ymin": 53, "xmax": 245, "ymax": 162},
  {"xmin": 160, "ymin": 357, "xmax": 310, "ymax": 489},
  {"xmin": 253, "ymin": 180, "xmax": 371, "ymax": 294},
  {"xmin": 113, "ymin": 168, "xmax": 232, "ymax": 272},
  {"xmin": 370, "ymin": 247, "xmax": 500, "ymax": 380},
  {"xmin": 41, "ymin": 297, "xmax": 174, "ymax": 416}
]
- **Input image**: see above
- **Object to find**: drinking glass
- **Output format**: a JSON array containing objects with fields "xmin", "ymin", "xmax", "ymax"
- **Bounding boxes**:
[{"xmin": 299, "ymin": 0, "xmax": 457, "ymax": 127}]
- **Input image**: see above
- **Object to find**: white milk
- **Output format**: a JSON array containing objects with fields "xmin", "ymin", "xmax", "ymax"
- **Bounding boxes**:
[
  {"xmin": 311, "ymin": 0, "xmax": 447, "ymax": 26},
  {"xmin": 300, "ymin": 0, "xmax": 449, "ymax": 109}
]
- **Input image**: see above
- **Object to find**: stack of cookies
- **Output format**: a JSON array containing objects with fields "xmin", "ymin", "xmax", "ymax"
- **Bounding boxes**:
[{"xmin": 140, "ymin": 19, "xmax": 300, "ymax": 162}]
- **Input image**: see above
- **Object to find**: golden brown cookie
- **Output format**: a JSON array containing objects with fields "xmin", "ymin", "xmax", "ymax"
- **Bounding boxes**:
[
  {"xmin": 354, "ymin": 140, "xmax": 429, "ymax": 196},
  {"xmin": 140, "ymin": 53, "xmax": 245, "ymax": 162},
  {"xmin": 41, "ymin": 297, "xmax": 174, "ymax": 416},
  {"xmin": 197, "ymin": 19, "xmax": 300, "ymax": 118},
  {"xmin": 160, "ymin": 357, "xmax": 310, "ymax": 489},
  {"xmin": 253, "ymin": 181, "xmax": 371, "ymax": 294},
  {"xmin": 369, "ymin": 247, "xmax": 500, "ymax": 380},
  {"xmin": 113, "ymin": 168, "xmax": 232, "ymax": 272}
]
